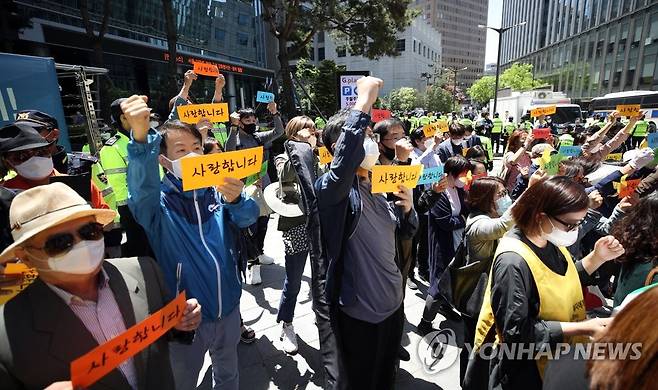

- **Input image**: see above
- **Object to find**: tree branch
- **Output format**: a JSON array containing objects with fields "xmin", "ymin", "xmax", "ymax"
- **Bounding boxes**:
[
  {"xmin": 97, "ymin": 0, "xmax": 112, "ymax": 41},
  {"xmin": 281, "ymin": 0, "xmax": 299, "ymax": 39},
  {"xmin": 288, "ymin": 26, "xmax": 318, "ymax": 59},
  {"xmin": 79, "ymin": 0, "xmax": 95, "ymax": 39},
  {"xmin": 261, "ymin": 0, "xmax": 282, "ymax": 36}
]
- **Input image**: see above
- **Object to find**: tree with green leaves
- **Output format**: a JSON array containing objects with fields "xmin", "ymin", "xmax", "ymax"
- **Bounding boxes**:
[
  {"xmin": 262, "ymin": 0, "xmax": 417, "ymax": 117},
  {"xmin": 468, "ymin": 63, "xmax": 547, "ymax": 105},
  {"xmin": 295, "ymin": 59, "xmax": 346, "ymax": 118},
  {"xmin": 499, "ymin": 63, "xmax": 545, "ymax": 91},
  {"xmin": 386, "ymin": 87, "xmax": 419, "ymax": 112},
  {"xmin": 468, "ymin": 76, "xmax": 496, "ymax": 105},
  {"xmin": 424, "ymin": 85, "xmax": 453, "ymax": 113}
]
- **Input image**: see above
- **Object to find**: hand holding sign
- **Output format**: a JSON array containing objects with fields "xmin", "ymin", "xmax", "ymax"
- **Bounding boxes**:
[
  {"xmin": 174, "ymin": 298, "xmax": 202, "ymax": 332},
  {"xmin": 256, "ymin": 91, "xmax": 275, "ymax": 103},
  {"xmin": 395, "ymin": 138, "xmax": 414, "ymax": 161},
  {"xmin": 394, "ymin": 185, "xmax": 413, "ymax": 215},
  {"xmin": 267, "ymin": 101, "xmax": 278, "ymax": 115},
  {"xmin": 354, "ymin": 76, "xmax": 383, "ymax": 113},
  {"xmin": 184, "ymin": 70, "xmax": 198, "ymax": 86},
  {"xmin": 193, "ymin": 62, "xmax": 219, "ymax": 77},
  {"xmin": 216, "ymin": 177, "xmax": 245, "ymax": 204}
]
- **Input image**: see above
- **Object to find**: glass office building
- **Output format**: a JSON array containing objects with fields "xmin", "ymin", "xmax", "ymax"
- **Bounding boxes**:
[
  {"xmin": 499, "ymin": 0, "xmax": 658, "ymax": 102},
  {"xmin": 11, "ymin": 0, "xmax": 275, "ymax": 114}
]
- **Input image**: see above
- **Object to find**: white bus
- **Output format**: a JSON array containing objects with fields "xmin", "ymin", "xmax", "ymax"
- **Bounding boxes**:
[{"xmin": 589, "ymin": 91, "xmax": 658, "ymax": 129}]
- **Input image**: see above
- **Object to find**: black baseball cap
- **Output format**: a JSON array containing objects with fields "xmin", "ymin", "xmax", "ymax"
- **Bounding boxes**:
[
  {"xmin": 0, "ymin": 123, "xmax": 50, "ymax": 153},
  {"xmin": 14, "ymin": 110, "xmax": 59, "ymax": 132},
  {"xmin": 110, "ymin": 98, "xmax": 126, "ymax": 125}
]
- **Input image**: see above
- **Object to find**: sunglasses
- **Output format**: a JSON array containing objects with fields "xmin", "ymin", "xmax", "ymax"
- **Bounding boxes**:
[
  {"xmin": 29, "ymin": 222, "xmax": 104, "ymax": 257},
  {"xmin": 550, "ymin": 215, "xmax": 583, "ymax": 232}
]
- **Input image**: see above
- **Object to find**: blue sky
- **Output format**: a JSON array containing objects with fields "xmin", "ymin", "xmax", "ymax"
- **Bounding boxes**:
[{"xmin": 485, "ymin": 0, "xmax": 503, "ymax": 64}]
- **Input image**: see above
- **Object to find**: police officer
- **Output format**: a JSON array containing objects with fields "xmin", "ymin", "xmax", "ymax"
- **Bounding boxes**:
[
  {"xmin": 491, "ymin": 112, "xmax": 504, "ymax": 154},
  {"xmin": 631, "ymin": 114, "xmax": 649, "ymax": 149},
  {"xmin": 99, "ymin": 98, "xmax": 154, "ymax": 257}
]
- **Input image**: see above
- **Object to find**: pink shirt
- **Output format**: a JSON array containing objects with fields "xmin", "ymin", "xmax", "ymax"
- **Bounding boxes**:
[{"xmin": 47, "ymin": 270, "xmax": 138, "ymax": 389}]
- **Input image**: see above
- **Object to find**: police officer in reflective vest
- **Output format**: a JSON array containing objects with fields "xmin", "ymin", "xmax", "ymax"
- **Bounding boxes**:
[
  {"xmin": 631, "ymin": 114, "xmax": 649, "ymax": 149},
  {"xmin": 491, "ymin": 112, "xmax": 504, "ymax": 155},
  {"xmin": 100, "ymin": 98, "xmax": 154, "ymax": 257}
]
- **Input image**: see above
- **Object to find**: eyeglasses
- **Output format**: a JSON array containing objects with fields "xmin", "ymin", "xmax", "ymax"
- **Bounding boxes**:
[
  {"xmin": 29, "ymin": 222, "xmax": 104, "ymax": 257},
  {"xmin": 382, "ymin": 135, "xmax": 404, "ymax": 142},
  {"xmin": 497, "ymin": 189, "xmax": 509, "ymax": 198},
  {"xmin": 550, "ymin": 215, "xmax": 583, "ymax": 232},
  {"xmin": 5, "ymin": 146, "xmax": 52, "ymax": 165},
  {"xmin": 367, "ymin": 133, "xmax": 381, "ymax": 143}
]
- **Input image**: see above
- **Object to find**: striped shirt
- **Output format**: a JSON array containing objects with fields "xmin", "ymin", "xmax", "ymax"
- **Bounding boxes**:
[{"xmin": 47, "ymin": 270, "xmax": 138, "ymax": 389}]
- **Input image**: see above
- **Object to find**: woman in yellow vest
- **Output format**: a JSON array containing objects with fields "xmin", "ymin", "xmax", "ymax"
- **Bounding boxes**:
[{"xmin": 463, "ymin": 177, "xmax": 626, "ymax": 390}]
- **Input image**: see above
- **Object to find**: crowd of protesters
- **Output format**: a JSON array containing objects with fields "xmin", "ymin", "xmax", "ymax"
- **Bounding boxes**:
[{"xmin": 0, "ymin": 70, "xmax": 657, "ymax": 390}]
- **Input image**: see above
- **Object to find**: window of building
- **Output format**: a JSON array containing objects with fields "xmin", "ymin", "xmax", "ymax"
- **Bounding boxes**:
[
  {"xmin": 317, "ymin": 32, "xmax": 325, "ymax": 43},
  {"xmin": 215, "ymin": 28, "xmax": 226, "ymax": 42},
  {"xmin": 310, "ymin": 49, "xmax": 314, "ymax": 61},
  {"xmin": 413, "ymin": 40, "xmax": 416, "ymax": 53},
  {"xmin": 337, "ymin": 46, "xmax": 346, "ymax": 57},
  {"xmin": 396, "ymin": 39, "xmax": 405, "ymax": 52},
  {"xmin": 238, "ymin": 13, "xmax": 250, "ymax": 26},
  {"xmin": 237, "ymin": 32, "xmax": 249, "ymax": 46},
  {"xmin": 318, "ymin": 47, "xmax": 325, "ymax": 61}
]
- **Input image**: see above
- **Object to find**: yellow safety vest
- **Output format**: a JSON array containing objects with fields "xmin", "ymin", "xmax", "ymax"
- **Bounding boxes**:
[{"xmin": 474, "ymin": 237, "xmax": 586, "ymax": 377}]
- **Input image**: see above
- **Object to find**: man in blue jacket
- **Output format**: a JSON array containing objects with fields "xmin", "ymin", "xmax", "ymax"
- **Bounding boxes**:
[
  {"xmin": 121, "ymin": 95, "xmax": 259, "ymax": 390},
  {"xmin": 315, "ymin": 77, "xmax": 418, "ymax": 389}
]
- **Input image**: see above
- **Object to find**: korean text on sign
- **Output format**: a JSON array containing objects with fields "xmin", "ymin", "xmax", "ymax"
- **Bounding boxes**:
[
  {"xmin": 256, "ymin": 91, "xmax": 275, "ymax": 103},
  {"xmin": 177, "ymin": 103, "xmax": 229, "ymax": 124},
  {"xmin": 531, "ymin": 105, "xmax": 556, "ymax": 118},
  {"xmin": 606, "ymin": 153, "xmax": 623, "ymax": 161},
  {"xmin": 648, "ymin": 133, "xmax": 658, "ymax": 149},
  {"xmin": 423, "ymin": 124, "xmax": 438, "ymax": 137},
  {"xmin": 616, "ymin": 104, "xmax": 641, "ymax": 117},
  {"xmin": 558, "ymin": 145, "xmax": 582, "ymax": 157},
  {"xmin": 371, "ymin": 109, "xmax": 392, "ymax": 123},
  {"xmin": 417, "ymin": 166, "xmax": 444, "ymax": 186},
  {"xmin": 371, "ymin": 165, "xmax": 423, "ymax": 193},
  {"xmin": 181, "ymin": 146, "xmax": 264, "ymax": 191},
  {"xmin": 318, "ymin": 146, "xmax": 333, "ymax": 165},
  {"xmin": 0, "ymin": 263, "xmax": 38, "ymax": 305},
  {"xmin": 71, "ymin": 292, "xmax": 187, "ymax": 389},
  {"xmin": 193, "ymin": 62, "xmax": 219, "ymax": 77},
  {"xmin": 532, "ymin": 128, "xmax": 551, "ymax": 139}
]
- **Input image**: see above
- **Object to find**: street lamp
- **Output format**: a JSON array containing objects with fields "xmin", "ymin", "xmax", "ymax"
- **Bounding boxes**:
[
  {"xmin": 479, "ymin": 21, "xmax": 527, "ymax": 115},
  {"xmin": 444, "ymin": 66, "xmax": 467, "ymax": 112}
]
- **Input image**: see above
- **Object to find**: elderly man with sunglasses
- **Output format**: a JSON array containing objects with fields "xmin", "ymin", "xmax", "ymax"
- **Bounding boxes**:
[{"xmin": 0, "ymin": 183, "xmax": 202, "ymax": 389}]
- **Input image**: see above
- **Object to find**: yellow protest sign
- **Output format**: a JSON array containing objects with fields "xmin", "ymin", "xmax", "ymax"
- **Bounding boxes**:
[
  {"xmin": 371, "ymin": 165, "xmax": 423, "ymax": 193},
  {"xmin": 613, "ymin": 175, "xmax": 641, "ymax": 198},
  {"xmin": 177, "ymin": 103, "xmax": 229, "ymax": 124},
  {"xmin": 71, "ymin": 292, "xmax": 187, "ymax": 389},
  {"xmin": 423, "ymin": 123, "xmax": 438, "ymax": 137},
  {"xmin": 616, "ymin": 104, "xmax": 640, "ymax": 117},
  {"xmin": 318, "ymin": 146, "xmax": 333, "ymax": 165},
  {"xmin": 180, "ymin": 146, "xmax": 264, "ymax": 191},
  {"xmin": 437, "ymin": 120, "xmax": 449, "ymax": 133},
  {"xmin": 0, "ymin": 263, "xmax": 38, "ymax": 304},
  {"xmin": 531, "ymin": 105, "xmax": 557, "ymax": 118},
  {"xmin": 606, "ymin": 153, "xmax": 623, "ymax": 161}
]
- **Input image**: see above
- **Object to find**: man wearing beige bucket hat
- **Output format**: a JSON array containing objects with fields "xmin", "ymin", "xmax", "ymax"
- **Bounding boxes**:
[{"xmin": 0, "ymin": 182, "xmax": 202, "ymax": 389}]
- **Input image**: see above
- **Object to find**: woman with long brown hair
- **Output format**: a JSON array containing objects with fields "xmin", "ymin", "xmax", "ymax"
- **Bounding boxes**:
[{"xmin": 501, "ymin": 130, "xmax": 533, "ymax": 192}]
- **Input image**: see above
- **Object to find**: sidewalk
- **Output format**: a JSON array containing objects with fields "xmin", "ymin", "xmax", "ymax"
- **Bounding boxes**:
[{"xmin": 197, "ymin": 215, "xmax": 461, "ymax": 390}]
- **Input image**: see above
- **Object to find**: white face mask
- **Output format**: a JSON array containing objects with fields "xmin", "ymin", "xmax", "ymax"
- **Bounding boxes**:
[
  {"xmin": 165, "ymin": 152, "xmax": 201, "ymax": 179},
  {"xmin": 14, "ymin": 156, "xmax": 54, "ymax": 180},
  {"xmin": 149, "ymin": 120, "xmax": 160, "ymax": 128},
  {"xmin": 454, "ymin": 176, "xmax": 466, "ymax": 188},
  {"xmin": 495, "ymin": 195, "xmax": 513, "ymax": 215},
  {"xmin": 46, "ymin": 240, "xmax": 106, "ymax": 274},
  {"xmin": 451, "ymin": 138, "xmax": 464, "ymax": 146},
  {"xmin": 360, "ymin": 136, "xmax": 380, "ymax": 170},
  {"xmin": 543, "ymin": 219, "xmax": 579, "ymax": 247}
]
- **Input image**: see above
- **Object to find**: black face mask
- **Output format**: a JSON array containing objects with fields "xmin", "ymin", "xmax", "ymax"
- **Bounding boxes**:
[
  {"xmin": 381, "ymin": 145, "xmax": 396, "ymax": 161},
  {"xmin": 243, "ymin": 123, "xmax": 257, "ymax": 134}
]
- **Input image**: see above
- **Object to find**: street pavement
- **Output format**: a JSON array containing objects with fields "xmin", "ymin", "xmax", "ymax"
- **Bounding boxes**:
[{"xmin": 198, "ymin": 157, "xmax": 504, "ymax": 389}]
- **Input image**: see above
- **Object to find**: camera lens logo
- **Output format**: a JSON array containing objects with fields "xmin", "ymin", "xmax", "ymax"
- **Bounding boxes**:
[{"xmin": 417, "ymin": 329, "xmax": 460, "ymax": 375}]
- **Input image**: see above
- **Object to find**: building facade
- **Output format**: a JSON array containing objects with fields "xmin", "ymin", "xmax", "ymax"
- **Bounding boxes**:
[
  {"xmin": 499, "ymin": 0, "xmax": 658, "ymax": 101},
  {"xmin": 12, "ymin": 0, "xmax": 275, "ymax": 116},
  {"xmin": 419, "ymin": 0, "xmax": 489, "ymax": 88},
  {"xmin": 315, "ymin": 17, "xmax": 442, "ymax": 97}
]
